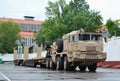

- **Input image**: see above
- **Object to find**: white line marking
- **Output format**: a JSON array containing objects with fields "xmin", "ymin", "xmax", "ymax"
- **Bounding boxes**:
[{"xmin": 0, "ymin": 71, "xmax": 11, "ymax": 81}]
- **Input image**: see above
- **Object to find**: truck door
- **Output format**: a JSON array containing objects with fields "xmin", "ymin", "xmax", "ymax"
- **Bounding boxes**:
[{"xmin": 71, "ymin": 34, "xmax": 79, "ymax": 51}]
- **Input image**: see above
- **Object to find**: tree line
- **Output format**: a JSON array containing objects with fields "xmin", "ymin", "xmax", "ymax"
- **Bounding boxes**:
[
  {"xmin": 35, "ymin": 0, "xmax": 103, "ymax": 45},
  {"xmin": 0, "ymin": 0, "xmax": 120, "ymax": 54},
  {"xmin": 0, "ymin": 21, "xmax": 20, "ymax": 54},
  {"xmin": 35, "ymin": 0, "xmax": 120, "ymax": 46}
]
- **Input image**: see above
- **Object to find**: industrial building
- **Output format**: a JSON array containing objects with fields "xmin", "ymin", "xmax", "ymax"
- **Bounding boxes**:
[{"xmin": 0, "ymin": 16, "xmax": 43, "ymax": 52}]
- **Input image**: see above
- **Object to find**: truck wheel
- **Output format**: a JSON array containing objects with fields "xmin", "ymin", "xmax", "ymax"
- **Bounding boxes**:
[
  {"xmin": 56, "ymin": 38, "xmax": 63, "ymax": 53},
  {"xmin": 79, "ymin": 66, "xmax": 87, "ymax": 72},
  {"xmin": 64, "ymin": 56, "xmax": 69, "ymax": 71},
  {"xmin": 88, "ymin": 63, "xmax": 97, "ymax": 72},
  {"xmin": 46, "ymin": 57, "xmax": 51, "ymax": 69},
  {"xmin": 64, "ymin": 56, "xmax": 75, "ymax": 71},
  {"xmin": 56, "ymin": 57, "xmax": 64, "ymax": 70},
  {"xmin": 45, "ymin": 41, "xmax": 51, "ymax": 50},
  {"xmin": 50, "ymin": 61, "xmax": 56, "ymax": 70}
]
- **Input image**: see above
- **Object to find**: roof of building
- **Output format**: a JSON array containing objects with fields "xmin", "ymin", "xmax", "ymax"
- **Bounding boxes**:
[
  {"xmin": 0, "ymin": 17, "xmax": 43, "ymax": 24},
  {"xmin": 0, "ymin": 17, "xmax": 43, "ymax": 38}
]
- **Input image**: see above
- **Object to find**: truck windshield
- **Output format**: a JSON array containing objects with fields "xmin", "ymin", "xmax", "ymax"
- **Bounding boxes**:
[
  {"xmin": 79, "ymin": 34, "xmax": 90, "ymax": 41},
  {"xmin": 91, "ymin": 34, "xmax": 102, "ymax": 42},
  {"xmin": 79, "ymin": 34, "xmax": 102, "ymax": 42}
]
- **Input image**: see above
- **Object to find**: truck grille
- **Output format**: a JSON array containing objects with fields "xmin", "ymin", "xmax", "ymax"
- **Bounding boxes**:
[
  {"xmin": 86, "ymin": 55, "xmax": 97, "ymax": 59},
  {"xmin": 86, "ymin": 46, "xmax": 96, "ymax": 51}
]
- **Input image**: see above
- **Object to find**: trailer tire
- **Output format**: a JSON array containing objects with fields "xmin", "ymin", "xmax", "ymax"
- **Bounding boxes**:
[
  {"xmin": 56, "ymin": 38, "xmax": 63, "ymax": 53},
  {"xmin": 32, "ymin": 60, "xmax": 37, "ymax": 67},
  {"xmin": 40, "ymin": 64, "xmax": 46, "ymax": 68}
]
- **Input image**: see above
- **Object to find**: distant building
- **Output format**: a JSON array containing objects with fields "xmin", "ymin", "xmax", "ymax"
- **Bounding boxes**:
[{"xmin": 0, "ymin": 16, "xmax": 43, "ymax": 52}]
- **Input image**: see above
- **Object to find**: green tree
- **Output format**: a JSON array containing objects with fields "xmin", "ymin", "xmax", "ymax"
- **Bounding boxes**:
[
  {"xmin": 0, "ymin": 21, "xmax": 20, "ymax": 54},
  {"xmin": 35, "ymin": 0, "xmax": 103, "ymax": 45},
  {"xmin": 106, "ymin": 19, "xmax": 120, "ymax": 36},
  {"xmin": 35, "ymin": 19, "xmax": 66, "ymax": 44},
  {"xmin": 68, "ymin": 0, "xmax": 102, "ymax": 32}
]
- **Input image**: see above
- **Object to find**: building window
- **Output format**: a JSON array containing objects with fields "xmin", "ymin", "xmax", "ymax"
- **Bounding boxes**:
[{"xmin": 19, "ymin": 23, "xmax": 41, "ymax": 31}]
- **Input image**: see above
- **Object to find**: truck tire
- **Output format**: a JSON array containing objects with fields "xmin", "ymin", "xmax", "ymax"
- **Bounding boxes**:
[
  {"xmin": 46, "ymin": 57, "xmax": 51, "ymax": 69},
  {"xmin": 50, "ymin": 61, "xmax": 56, "ymax": 70},
  {"xmin": 64, "ymin": 56, "xmax": 69, "ymax": 71},
  {"xmin": 64, "ymin": 56, "xmax": 76, "ymax": 71},
  {"xmin": 56, "ymin": 57, "xmax": 64, "ymax": 70},
  {"xmin": 88, "ymin": 63, "xmax": 97, "ymax": 72},
  {"xmin": 79, "ymin": 66, "xmax": 87, "ymax": 72},
  {"xmin": 56, "ymin": 38, "xmax": 63, "ymax": 53},
  {"xmin": 45, "ymin": 41, "xmax": 51, "ymax": 50}
]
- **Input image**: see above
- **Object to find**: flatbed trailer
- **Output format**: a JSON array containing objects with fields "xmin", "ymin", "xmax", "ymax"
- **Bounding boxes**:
[{"xmin": 14, "ymin": 47, "xmax": 46, "ymax": 68}]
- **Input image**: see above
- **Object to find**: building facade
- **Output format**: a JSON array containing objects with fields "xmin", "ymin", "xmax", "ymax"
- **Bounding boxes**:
[{"xmin": 0, "ymin": 16, "xmax": 43, "ymax": 52}]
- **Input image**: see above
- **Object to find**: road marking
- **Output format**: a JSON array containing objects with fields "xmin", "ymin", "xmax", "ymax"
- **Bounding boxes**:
[{"xmin": 0, "ymin": 71, "xmax": 11, "ymax": 81}]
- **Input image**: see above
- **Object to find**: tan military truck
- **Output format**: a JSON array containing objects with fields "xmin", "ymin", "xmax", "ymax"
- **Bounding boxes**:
[{"xmin": 45, "ymin": 30, "xmax": 106, "ymax": 71}]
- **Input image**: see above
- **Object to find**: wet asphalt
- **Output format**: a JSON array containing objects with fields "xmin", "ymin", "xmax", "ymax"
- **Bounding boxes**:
[{"xmin": 0, "ymin": 63, "xmax": 120, "ymax": 81}]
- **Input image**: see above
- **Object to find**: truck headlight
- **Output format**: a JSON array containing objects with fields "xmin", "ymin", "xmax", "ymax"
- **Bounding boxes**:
[{"xmin": 97, "ymin": 54, "xmax": 106, "ymax": 59}]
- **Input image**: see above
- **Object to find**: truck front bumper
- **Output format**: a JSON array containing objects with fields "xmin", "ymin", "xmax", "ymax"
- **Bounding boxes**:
[{"xmin": 70, "ymin": 52, "xmax": 106, "ymax": 62}]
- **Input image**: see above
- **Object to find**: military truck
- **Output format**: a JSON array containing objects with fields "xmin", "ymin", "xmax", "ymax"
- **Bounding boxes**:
[
  {"xmin": 14, "ymin": 29, "xmax": 106, "ymax": 72},
  {"xmin": 45, "ymin": 30, "xmax": 106, "ymax": 71}
]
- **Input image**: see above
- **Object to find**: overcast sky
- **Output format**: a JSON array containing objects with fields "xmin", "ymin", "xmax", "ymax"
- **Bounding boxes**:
[{"xmin": 0, "ymin": 0, "xmax": 120, "ymax": 23}]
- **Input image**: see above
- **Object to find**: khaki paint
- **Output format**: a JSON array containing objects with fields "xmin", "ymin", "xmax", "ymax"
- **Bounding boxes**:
[
  {"xmin": 13, "ymin": 48, "xmax": 17, "ymax": 60},
  {"xmin": 24, "ymin": 47, "xmax": 29, "ymax": 60},
  {"xmin": 37, "ymin": 47, "xmax": 41, "ymax": 59}
]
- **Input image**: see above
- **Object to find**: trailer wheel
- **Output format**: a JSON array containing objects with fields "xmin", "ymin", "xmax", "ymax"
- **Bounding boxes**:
[
  {"xmin": 79, "ymin": 66, "xmax": 87, "ymax": 72},
  {"xmin": 56, "ymin": 38, "xmax": 63, "ymax": 53},
  {"xmin": 22, "ymin": 61, "xmax": 25, "ymax": 66},
  {"xmin": 32, "ymin": 60, "xmax": 37, "ymax": 67},
  {"xmin": 40, "ymin": 64, "xmax": 46, "ymax": 68},
  {"xmin": 88, "ymin": 63, "xmax": 97, "ymax": 72}
]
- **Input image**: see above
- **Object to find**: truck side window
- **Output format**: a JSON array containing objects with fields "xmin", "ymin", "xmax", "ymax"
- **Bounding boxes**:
[{"xmin": 72, "ymin": 35, "xmax": 78, "ymax": 42}]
